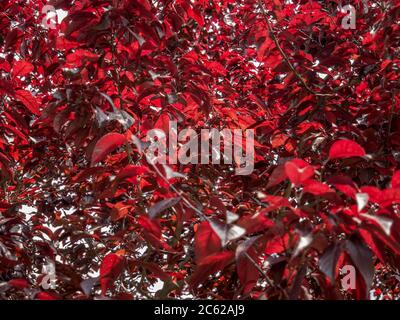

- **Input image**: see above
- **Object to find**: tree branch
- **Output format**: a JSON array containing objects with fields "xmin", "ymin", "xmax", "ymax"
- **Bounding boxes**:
[{"xmin": 257, "ymin": 0, "xmax": 334, "ymax": 97}]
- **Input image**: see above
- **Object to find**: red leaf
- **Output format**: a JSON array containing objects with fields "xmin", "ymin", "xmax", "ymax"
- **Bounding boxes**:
[
  {"xmin": 195, "ymin": 221, "xmax": 222, "ymax": 264},
  {"xmin": 14, "ymin": 90, "xmax": 40, "ymax": 115},
  {"xmin": 187, "ymin": 6, "xmax": 204, "ymax": 27},
  {"xmin": 303, "ymin": 180, "xmax": 333, "ymax": 195},
  {"xmin": 35, "ymin": 292, "xmax": 61, "ymax": 300},
  {"xmin": 66, "ymin": 49, "xmax": 99, "ymax": 67},
  {"xmin": 284, "ymin": 159, "xmax": 315, "ymax": 186},
  {"xmin": 358, "ymin": 229, "xmax": 386, "ymax": 263},
  {"xmin": 116, "ymin": 165, "xmax": 149, "ymax": 182},
  {"xmin": 360, "ymin": 186, "xmax": 382, "ymax": 203},
  {"xmin": 100, "ymin": 253, "xmax": 125, "ymax": 295},
  {"xmin": 110, "ymin": 202, "xmax": 132, "ymax": 221},
  {"xmin": 12, "ymin": 60, "xmax": 34, "ymax": 78},
  {"xmin": 137, "ymin": 215, "xmax": 161, "ymax": 238},
  {"xmin": 365, "ymin": 222, "xmax": 400, "ymax": 256},
  {"xmin": 0, "ymin": 79, "xmax": 14, "ymax": 95},
  {"xmin": 204, "ymin": 61, "xmax": 227, "ymax": 77},
  {"xmin": 265, "ymin": 234, "xmax": 290, "ymax": 255},
  {"xmin": 8, "ymin": 278, "xmax": 29, "ymax": 289},
  {"xmin": 379, "ymin": 188, "xmax": 400, "ymax": 207},
  {"xmin": 189, "ymin": 251, "xmax": 234, "ymax": 288},
  {"xmin": 270, "ymin": 133, "xmax": 289, "ymax": 148},
  {"xmin": 392, "ymin": 170, "xmax": 400, "ymax": 188},
  {"xmin": 328, "ymin": 140, "xmax": 366, "ymax": 160},
  {"xmin": 91, "ymin": 133, "xmax": 126, "ymax": 166},
  {"xmin": 238, "ymin": 212, "xmax": 274, "ymax": 234},
  {"xmin": 260, "ymin": 194, "xmax": 291, "ymax": 209},
  {"xmin": 266, "ymin": 164, "xmax": 287, "ymax": 189},
  {"xmin": 4, "ymin": 29, "xmax": 19, "ymax": 50}
]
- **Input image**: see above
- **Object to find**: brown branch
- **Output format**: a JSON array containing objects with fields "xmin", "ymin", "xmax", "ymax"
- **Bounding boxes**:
[{"xmin": 257, "ymin": 0, "xmax": 334, "ymax": 97}]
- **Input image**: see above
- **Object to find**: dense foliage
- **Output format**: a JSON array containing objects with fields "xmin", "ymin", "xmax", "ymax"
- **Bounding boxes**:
[{"xmin": 0, "ymin": 0, "xmax": 399, "ymax": 300}]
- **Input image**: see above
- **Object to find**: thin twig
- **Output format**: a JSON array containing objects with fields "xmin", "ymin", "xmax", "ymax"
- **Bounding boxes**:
[{"xmin": 257, "ymin": 0, "xmax": 334, "ymax": 97}]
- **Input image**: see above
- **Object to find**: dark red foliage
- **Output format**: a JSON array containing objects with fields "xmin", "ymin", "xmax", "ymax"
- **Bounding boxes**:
[{"xmin": 0, "ymin": 0, "xmax": 399, "ymax": 300}]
